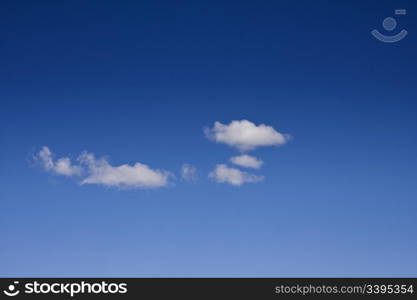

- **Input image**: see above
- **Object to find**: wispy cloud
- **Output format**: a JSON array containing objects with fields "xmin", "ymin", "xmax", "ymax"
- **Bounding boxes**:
[
  {"xmin": 36, "ymin": 147, "xmax": 171, "ymax": 189},
  {"xmin": 230, "ymin": 154, "xmax": 263, "ymax": 169},
  {"xmin": 209, "ymin": 164, "xmax": 264, "ymax": 186},
  {"xmin": 37, "ymin": 146, "xmax": 81, "ymax": 176},
  {"xmin": 181, "ymin": 164, "xmax": 197, "ymax": 182},
  {"xmin": 78, "ymin": 152, "xmax": 171, "ymax": 189},
  {"xmin": 205, "ymin": 120, "xmax": 289, "ymax": 152}
]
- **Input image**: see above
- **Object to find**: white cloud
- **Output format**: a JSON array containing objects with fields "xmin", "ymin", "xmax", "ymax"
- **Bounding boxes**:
[
  {"xmin": 209, "ymin": 164, "xmax": 263, "ymax": 186},
  {"xmin": 205, "ymin": 120, "xmax": 289, "ymax": 151},
  {"xmin": 181, "ymin": 164, "xmax": 197, "ymax": 181},
  {"xmin": 36, "ymin": 147, "xmax": 170, "ymax": 189},
  {"xmin": 230, "ymin": 154, "xmax": 263, "ymax": 169},
  {"xmin": 37, "ymin": 146, "xmax": 81, "ymax": 176},
  {"xmin": 78, "ymin": 152, "xmax": 170, "ymax": 189}
]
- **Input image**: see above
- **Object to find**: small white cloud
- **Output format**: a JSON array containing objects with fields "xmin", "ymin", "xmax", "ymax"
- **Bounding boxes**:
[
  {"xmin": 181, "ymin": 164, "xmax": 197, "ymax": 181},
  {"xmin": 230, "ymin": 154, "xmax": 263, "ymax": 169},
  {"xmin": 209, "ymin": 164, "xmax": 264, "ymax": 186},
  {"xmin": 205, "ymin": 120, "xmax": 289, "ymax": 151},
  {"xmin": 36, "ymin": 147, "xmax": 171, "ymax": 189},
  {"xmin": 78, "ymin": 152, "xmax": 170, "ymax": 189},
  {"xmin": 37, "ymin": 146, "xmax": 81, "ymax": 176}
]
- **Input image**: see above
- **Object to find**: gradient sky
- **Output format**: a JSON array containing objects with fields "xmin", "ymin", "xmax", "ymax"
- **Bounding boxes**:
[{"xmin": 1, "ymin": 0, "xmax": 416, "ymax": 277}]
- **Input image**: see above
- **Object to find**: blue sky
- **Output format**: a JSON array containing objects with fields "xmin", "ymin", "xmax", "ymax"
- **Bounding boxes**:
[{"xmin": 1, "ymin": 0, "xmax": 416, "ymax": 276}]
